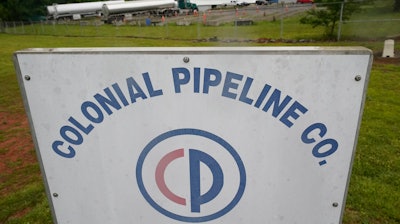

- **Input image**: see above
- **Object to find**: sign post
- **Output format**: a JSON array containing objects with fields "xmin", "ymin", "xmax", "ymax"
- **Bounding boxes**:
[{"xmin": 14, "ymin": 47, "xmax": 372, "ymax": 224}]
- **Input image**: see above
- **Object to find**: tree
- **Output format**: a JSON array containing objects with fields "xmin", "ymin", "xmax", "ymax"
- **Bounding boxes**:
[
  {"xmin": 0, "ymin": 0, "xmax": 46, "ymax": 20},
  {"xmin": 395, "ymin": 0, "xmax": 400, "ymax": 12},
  {"xmin": 299, "ymin": 0, "xmax": 364, "ymax": 39},
  {"xmin": 0, "ymin": 0, "xmax": 101, "ymax": 21},
  {"xmin": 2, "ymin": 0, "xmax": 31, "ymax": 20}
]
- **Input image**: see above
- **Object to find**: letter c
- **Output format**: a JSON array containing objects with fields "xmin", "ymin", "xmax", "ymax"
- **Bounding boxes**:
[
  {"xmin": 301, "ymin": 123, "xmax": 327, "ymax": 144},
  {"xmin": 52, "ymin": 140, "xmax": 76, "ymax": 158}
]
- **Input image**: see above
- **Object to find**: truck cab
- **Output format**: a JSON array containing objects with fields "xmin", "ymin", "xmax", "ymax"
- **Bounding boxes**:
[
  {"xmin": 178, "ymin": 0, "xmax": 198, "ymax": 11},
  {"xmin": 255, "ymin": 0, "xmax": 268, "ymax": 5}
]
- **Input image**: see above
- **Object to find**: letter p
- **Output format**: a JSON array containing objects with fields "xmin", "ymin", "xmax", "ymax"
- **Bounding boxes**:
[
  {"xmin": 172, "ymin": 67, "xmax": 190, "ymax": 93},
  {"xmin": 189, "ymin": 149, "xmax": 224, "ymax": 213}
]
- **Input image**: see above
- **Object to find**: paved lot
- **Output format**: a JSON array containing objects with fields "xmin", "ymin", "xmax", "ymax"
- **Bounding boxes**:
[{"xmin": 166, "ymin": 3, "xmax": 313, "ymax": 25}]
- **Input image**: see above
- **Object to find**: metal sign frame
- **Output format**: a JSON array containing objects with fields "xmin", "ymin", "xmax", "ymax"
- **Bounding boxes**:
[{"xmin": 14, "ymin": 47, "xmax": 372, "ymax": 224}]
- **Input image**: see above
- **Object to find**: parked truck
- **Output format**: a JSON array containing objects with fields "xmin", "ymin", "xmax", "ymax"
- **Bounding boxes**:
[
  {"xmin": 47, "ymin": 0, "xmax": 124, "ymax": 20},
  {"xmin": 47, "ymin": 0, "xmax": 198, "ymax": 21},
  {"xmin": 102, "ymin": 0, "xmax": 198, "ymax": 23},
  {"xmin": 256, "ymin": 0, "xmax": 296, "ymax": 4},
  {"xmin": 102, "ymin": 0, "xmax": 176, "ymax": 22}
]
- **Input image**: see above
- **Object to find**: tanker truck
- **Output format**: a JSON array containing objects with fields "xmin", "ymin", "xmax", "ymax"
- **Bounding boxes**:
[
  {"xmin": 102, "ymin": 0, "xmax": 198, "ymax": 23},
  {"xmin": 47, "ymin": 0, "xmax": 124, "ymax": 20}
]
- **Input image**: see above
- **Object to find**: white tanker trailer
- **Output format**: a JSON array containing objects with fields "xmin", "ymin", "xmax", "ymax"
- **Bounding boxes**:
[
  {"xmin": 101, "ymin": 0, "xmax": 179, "ymax": 22},
  {"xmin": 47, "ymin": 0, "xmax": 124, "ymax": 20}
]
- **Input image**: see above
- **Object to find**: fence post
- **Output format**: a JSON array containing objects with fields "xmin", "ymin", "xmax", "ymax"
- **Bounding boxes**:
[
  {"xmin": 30, "ymin": 21, "xmax": 34, "ymax": 35},
  {"xmin": 337, "ymin": 1, "xmax": 344, "ymax": 41},
  {"xmin": 197, "ymin": 14, "xmax": 201, "ymax": 40},
  {"xmin": 165, "ymin": 22, "xmax": 169, "ymax": 39},
  {"xmin": 40, "ymin": 20, "xmax": 44, "ymax": 35},
  {"xmin": 21, "ymin": 21, "xmax": 25, "ymax": 34},
  {"xmin": 280, "ymin": 6, "xmax": 284, "ymax": 39},
  {"xmin": 53, "ymin": 20, "xmax": 56, "ymax": 35},
  {"xmin": 235, "ymin": 10, "xmax": 238, "ymax": 40}
]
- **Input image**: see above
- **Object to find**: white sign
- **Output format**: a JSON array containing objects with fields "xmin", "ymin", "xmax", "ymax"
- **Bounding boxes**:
[{"xmin": 14, "ymin": 47, "xmax": 372, "ymax": 224}]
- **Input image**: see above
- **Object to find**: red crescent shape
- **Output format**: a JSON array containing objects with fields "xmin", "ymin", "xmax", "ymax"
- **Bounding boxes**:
[{"xmin": 155, "ymin": 148, "xmax": 186, "ymax": 205}]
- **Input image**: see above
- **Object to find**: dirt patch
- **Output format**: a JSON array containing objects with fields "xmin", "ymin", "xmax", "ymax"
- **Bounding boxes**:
[
  {"xmin": 373, "ymin": 51, "xmax": 400, "ymax": 65},
  {"xmin": 0, "ymin": 111, "xmax": 37, "ymax": 175}
]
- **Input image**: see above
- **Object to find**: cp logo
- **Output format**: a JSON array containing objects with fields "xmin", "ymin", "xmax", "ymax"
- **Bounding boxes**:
[{"xmin": 136, "ymin": 128, "xmax": 246, "ymax": 222}]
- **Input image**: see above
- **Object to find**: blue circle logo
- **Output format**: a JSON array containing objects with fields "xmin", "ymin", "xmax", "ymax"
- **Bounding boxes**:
[{"xmin": 136, "ymin": 128, "xmax": 246, "ymax": 222}]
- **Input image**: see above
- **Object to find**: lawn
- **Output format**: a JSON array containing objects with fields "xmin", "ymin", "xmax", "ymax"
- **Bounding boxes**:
[{"xmin": 1, "ymin": 32, "xmax": 399, "ymax": 223}]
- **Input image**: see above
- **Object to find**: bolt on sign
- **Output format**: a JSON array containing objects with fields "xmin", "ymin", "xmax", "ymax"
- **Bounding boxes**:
[{"xmin": 14, "ymin": 47, "xmax": 372, "ymax": 224}]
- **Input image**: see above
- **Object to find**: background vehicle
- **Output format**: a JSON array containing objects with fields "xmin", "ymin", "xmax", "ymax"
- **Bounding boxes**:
[
  {"xmin": 47, "ymin": 0, "xmax": 124, "ymax": 20},
  {"xmin": 102, "ymin": 0, "xmax": 177, "ymax": 22},
  {"xmin": 255, "ymin": 0, "xmax": 268, "ymax": 5},
  {"xmin": 256, "ymin": 0, "xmax": 296, "ymax": 5},
  {"xmin": 228, "ymin": 0, "xmax": 251, "ymax": 6},
  {"xmin": 177, "ymin": 0, "xmax": 198, "ymax": 11},
  {"xmin": 297, "ymin": 0, "xmax": 313, "ymax": 3}
]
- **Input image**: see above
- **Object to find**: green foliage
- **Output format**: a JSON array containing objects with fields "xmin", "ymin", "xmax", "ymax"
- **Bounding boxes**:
[
  {"xmin": 0, "ymin": 0, "xmax": 47, "ymax": 20},
  {"xmin": 299, "ymin": 0, "xmax": 365, "ymax": 38},
  {"xmin": 0, "ymin": 0, "xmax": 103, "ymax": 21},
  {"xmin": 395, "ymin": 0, "xmax": 400, "ymax": 11}
]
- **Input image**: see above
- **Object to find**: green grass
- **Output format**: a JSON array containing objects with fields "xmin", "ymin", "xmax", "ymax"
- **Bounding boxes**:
[
  {"xmin": 0, "ymin": 34, "xmax": 215, "ymax": 224},
  {"xmin": 1, "ymin": 34, "xmax": 399, "ymax": 224},
  {"xmin": 2, "ymin": 16, "xmax": 326, "ymax": 40},
  {"xmin": 342, "ymin": 62, "xmax": 400, "ymax": 224},
  {"xmin": 0, "ymin": 181, "xmax": 52, "ymax": 224}
]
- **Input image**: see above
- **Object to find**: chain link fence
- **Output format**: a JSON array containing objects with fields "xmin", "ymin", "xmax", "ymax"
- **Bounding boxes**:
[{"xmin": 1, "ymin": 2, "xmax": 399, "ymax": 41}]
